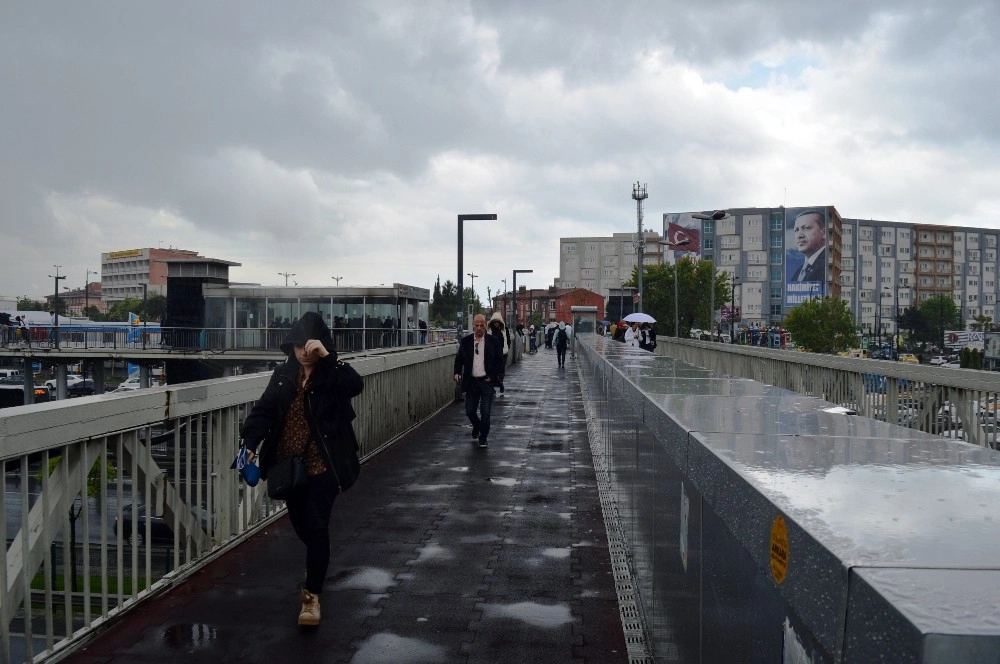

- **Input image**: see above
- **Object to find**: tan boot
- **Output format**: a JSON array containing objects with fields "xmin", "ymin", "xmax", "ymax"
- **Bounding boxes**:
[{"xmin": 298, "ymin": 588, "xmax": 321, "ymax": 626}]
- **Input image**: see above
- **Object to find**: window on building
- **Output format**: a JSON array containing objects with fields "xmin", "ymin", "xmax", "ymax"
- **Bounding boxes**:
[
  {"xmin": 770, "ymin": 304, "xmax": 782, "ymax": 316},
  {"xmin": 770, "ymin": 252, "xmax": 783, "ymax": 265},
  {"xmin": 770, "ymin": 216, "xmax": 783, "ymax": 232},
  {"xmin": 770, "ymin": 286, "xmax": 782, "ymax": 299},
  {"xmin": 771, "ymin": 267, "xmax": 782, "ymax": 281},
  {"xmin": 703, "ymin": 220, "xmax": 714, "ymax": 234},
  {"xmin": 704, "ymin": 237, "xmax": 714, "ymax": 250},
  {"xmin": 770, "ymin": 235, "xmax": 782, "ymax": 248}
]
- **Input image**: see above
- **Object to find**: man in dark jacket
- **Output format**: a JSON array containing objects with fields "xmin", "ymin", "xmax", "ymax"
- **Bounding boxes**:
[{"xmin": 454, "ymin": 313, "xmax": 505, "ymax": 448}]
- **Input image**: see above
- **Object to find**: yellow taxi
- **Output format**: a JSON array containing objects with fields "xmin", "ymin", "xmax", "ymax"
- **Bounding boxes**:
[{"xmin": 898, "ymin": 353, "xmax": 919, "ymax": 364}]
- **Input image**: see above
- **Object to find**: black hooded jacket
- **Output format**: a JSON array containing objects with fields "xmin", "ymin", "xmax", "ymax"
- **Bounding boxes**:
[{"xmin": 241, "ymin": 312, "xmax": 365, "ymax": 493}]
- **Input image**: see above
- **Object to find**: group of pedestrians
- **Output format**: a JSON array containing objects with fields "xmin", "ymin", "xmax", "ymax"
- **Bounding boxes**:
[
  {"xmin": 607, "ymin": 320, "xmax": 656, "ymax": 351},
  {"xmin": 0, "ymin": 313, "xmax": 31, "ymax": 347}
]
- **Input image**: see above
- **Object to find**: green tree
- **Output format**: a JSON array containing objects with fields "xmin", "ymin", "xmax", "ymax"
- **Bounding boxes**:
[
  {"xmin": 105, "ymin": 296, "xmax": 144, "ymax": 322},
  {"xmin": 782, "ymin": 297, "xmax": 858, "ymax": 353},
  {"xmin": 430, "ymin": 279, "xmax": 459, "ymax": 325},
  {"xmin": 17, "ymin": 296, "xmax": 45, "ymax": 310},
  {"xmin": 631, "ymin": 258, "xmax": 729, "ymax": 336},
  {"xmin": 145, "ymin": 294, "xmax": 168, "ymax": 320},
  {"xmin": 914, "ymin": 295, "xmax": 962, "ymax": 347}
]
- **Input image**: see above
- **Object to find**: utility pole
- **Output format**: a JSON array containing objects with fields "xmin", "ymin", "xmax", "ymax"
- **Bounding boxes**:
[
  {"xmin": 278, "ymin": 271, "xmax": 295, "ymax": 286},
  {"xmin": 632, "ymin": 182, "xmax": 648, "ymax": 313}
]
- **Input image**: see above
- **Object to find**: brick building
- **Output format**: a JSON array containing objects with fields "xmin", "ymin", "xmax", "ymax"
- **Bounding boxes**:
[{"xmin": 491, "ymin": 286, "xmax": 604, "ymax": 326}]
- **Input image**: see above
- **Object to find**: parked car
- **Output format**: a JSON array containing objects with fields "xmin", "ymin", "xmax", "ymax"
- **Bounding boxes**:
[
  {"xmin": 67, "ymin": 379, "xmax": 97, "ymax": 397},
  {"xmin": 115, "ymin": 503, "xmax": 210, "ymax": 546},
  {"xmin": 897, "ymin": 353, "xmax": 920, "ymax": 364},
  {"xmin": 44, "ymin": 374, "xmax": 84, "ymax": 390},
  {"xmin": 929, "ymin": 356, "xmax": 948, "ymax": 366}
]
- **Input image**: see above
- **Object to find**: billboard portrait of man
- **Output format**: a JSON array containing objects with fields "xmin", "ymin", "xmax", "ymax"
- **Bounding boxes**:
[{"xmin": 784, "ymin": 207, "xmax": 827, "ymax": 307}]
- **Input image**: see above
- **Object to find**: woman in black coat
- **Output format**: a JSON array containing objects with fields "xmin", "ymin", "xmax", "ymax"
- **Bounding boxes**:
[{"xmin": 241, "ymin": 311, "xmax": 364, "ymax": 626}]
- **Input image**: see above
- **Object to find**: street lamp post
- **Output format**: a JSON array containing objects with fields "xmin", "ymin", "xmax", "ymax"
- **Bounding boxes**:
[
  {"xmin": 467, "ymin": 272, "xmax": 478, "ymax": 317},
  {"xmin": 332, "ymin": 276, "xmax": 343, "ymax": 286},
  {"xmin": 691, "ymin": 211, "xmax": 729, "ymax": 340},
  {"xmin": 659, "ymin": 239, "xmax": 692, "ymax": 337},
  {"xmin": 85, "ymin": 269, "xmax": 97, "ymax": 317},
  {"xmin": 278, "ymin": 271, "xmax": 295, "ymax": 286},
  {"xmin": 49, "ymin": 265, "xmax": 66, "ymax": 349},
  {"xmin": 501, "ymin": 278, "xmax": 507, "ymax": 320},
  {"xmin": 730, "ymin": 273, "xmax": 741, "ymax": 343},
  {"xmin": 512, "ymin": 270, "xmax": 533, "ymax": 331},
  {"xmin": 457, "ymin": 213, "xmax": 497, "ymax": 336}
]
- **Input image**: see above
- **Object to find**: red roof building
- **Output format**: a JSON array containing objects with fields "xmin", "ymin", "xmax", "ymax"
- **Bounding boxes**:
[{"xmin": 491, "ymin": 287, "xmax": 604, "ymax": 326}]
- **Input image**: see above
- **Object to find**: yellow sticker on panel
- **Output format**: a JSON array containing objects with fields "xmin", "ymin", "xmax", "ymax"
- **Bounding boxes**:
[{"xmin": 770, "ymin": 515, "xmax": 789, "ymax": 584}]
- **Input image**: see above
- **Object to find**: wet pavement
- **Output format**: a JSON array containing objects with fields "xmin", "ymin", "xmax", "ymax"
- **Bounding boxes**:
[{"xmin": 62, "ymin": 346, "xmax": 628, "ymax": 663}]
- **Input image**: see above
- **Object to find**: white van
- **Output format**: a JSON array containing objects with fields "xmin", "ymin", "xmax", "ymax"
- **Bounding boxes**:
[{"xmin": 0, "ymin": 369, "xmax": 23, "ymax": 380}]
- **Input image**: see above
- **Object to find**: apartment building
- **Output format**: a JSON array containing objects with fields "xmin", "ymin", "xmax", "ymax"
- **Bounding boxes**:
[
  {"xmin": 560, "ymin": 207, "xmax": 998, "ymax": 337},
  {"xmin": 555, "ymin": 231, "xmax": 667, "ymax": 299}
]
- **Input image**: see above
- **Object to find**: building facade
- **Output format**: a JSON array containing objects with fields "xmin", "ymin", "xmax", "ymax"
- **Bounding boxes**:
[
  {"xmin": 664, "ymin": 207, "xmax": 994, "ymax": 337},
  {"xmin": 562, "ymin": 208, "xmax": 998, "ymax": 338},
  {"xmin": 491, "ymin": 287, "xmax": 605, "ymax": 326},
  {"xmin": 555, "ymin": 231, "xmax": 666, "ymax": 299},
  {"xmin": 101, "ymin": 247, "xmax": 202, "ymax": 304}
]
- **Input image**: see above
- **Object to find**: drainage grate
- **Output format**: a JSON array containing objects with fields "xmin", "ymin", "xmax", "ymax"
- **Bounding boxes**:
[{"xmin": 580, "ymin": 375, "xmax": 654, "ymax": 663}]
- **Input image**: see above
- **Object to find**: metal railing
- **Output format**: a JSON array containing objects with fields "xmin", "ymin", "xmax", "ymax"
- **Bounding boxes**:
[
  {"xmin": 1, "ymin": 344, "xmax": 457, "ymax": 663},
  {"xmin": 0, "ymin": 325, "xmax": 456, "ymax": 354},
  {"xmin": 658, "ymin": 338, "xmax": 1000, "ymax": 448}
]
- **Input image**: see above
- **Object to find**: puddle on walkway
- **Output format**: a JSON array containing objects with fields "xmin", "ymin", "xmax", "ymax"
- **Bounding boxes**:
[
  {"xmin": 408, "ymin": 484, "xmax": 457, "ymax": 491},
  {"xmin": 460, "ymin": 533, "xmax": 501, "ymax": 544},
  {"xmin": 480, "ymin": 601, "xmax": 573, "ymax": 628},
  {"xmin": 329, "ymin": 567, "xmax": 396, "ymax": 593},
  {"xmin": 488, "ymin": 477, "xmax": 518, "ymax": 486},
  {"xmin": 353, "ymin": 632, "xmax": 447, "ymax": 664},
  {"xmin": 448, "ymin": 466, "xmax": 469, "ymax": 472},
  {"xmin": 410, "ymin": 542, "xmax": 453, "ymax": 563},
  {"xmin": 159, "ymin": 623, "xmax": 218, "ymax": 650},
  {"xmin": 541, "ymin": 547, "xmax": 571, "ymax": 559}
]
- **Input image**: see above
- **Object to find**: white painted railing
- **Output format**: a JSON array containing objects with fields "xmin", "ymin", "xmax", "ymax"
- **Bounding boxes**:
[{"xmin": 1, "ymin": 345, "xmax": 456, "ymax": 663}]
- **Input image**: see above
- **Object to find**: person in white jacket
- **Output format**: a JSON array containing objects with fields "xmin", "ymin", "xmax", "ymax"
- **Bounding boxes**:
[{"xmin": 624, "ymin": 322, "xmax": 640, "ymax": 347}]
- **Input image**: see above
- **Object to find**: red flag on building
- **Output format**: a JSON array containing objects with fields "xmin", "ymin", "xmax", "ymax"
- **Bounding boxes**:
[{"xmin": 667, "ymin": 223, "xmax": 700, "ymax": 253}]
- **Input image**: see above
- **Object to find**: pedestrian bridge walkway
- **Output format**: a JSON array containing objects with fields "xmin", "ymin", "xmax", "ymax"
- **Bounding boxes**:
[
  {"xmin": 6, "ymin": 337, "xmax": 1000, "ymax": 663},
  {"xmin": 28, "ymin": 347, "xmax": 633, "ymax": 664}
]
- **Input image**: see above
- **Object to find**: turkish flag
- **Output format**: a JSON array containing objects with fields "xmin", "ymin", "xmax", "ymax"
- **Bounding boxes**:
[{"xmin": 667, "ymin": 223, "xmax": 700, "ymax": 253}]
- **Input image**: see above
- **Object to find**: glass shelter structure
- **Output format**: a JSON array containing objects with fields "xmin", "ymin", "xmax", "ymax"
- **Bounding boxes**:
[{"xmin": 201, "ymin": 283, "xmax": 430, "ymax": 352}]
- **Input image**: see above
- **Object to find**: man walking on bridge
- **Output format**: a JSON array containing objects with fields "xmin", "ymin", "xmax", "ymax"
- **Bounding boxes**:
[{"xmin": 454, "ymin": 313, "xmax": 504, "ymax": 448}]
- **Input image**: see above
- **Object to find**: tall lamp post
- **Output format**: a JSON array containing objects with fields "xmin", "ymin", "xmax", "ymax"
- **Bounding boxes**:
[
  {"xmin": 730, "ymin": 273, "xmax": 741, "ymax": 343},
  {"xmin": 883, "ymin": 286, "xmax": 899, "ymax": 354},
  {"xmin": 49, "ymin": 265, "xmax": 66, "ymax": 349},
  {"xmin": 691, "ymin": 211, "xmax": 730, "ymax": 340},
  {"xmin": 278, "ymin": 271, "xmax": 295, "ymax": 286},
  {"xmin": 659, "ymin": 239, "xmax": 692, "ymax": 337},
  {"xmin": 512, "ymin": 269, "xmax": 533, "ymax": 330},
  {"xmin": 501, "ymin": 278, "xmax": 507, "ymax": 320},
  {"xmin": 457, "ymin": 213, "xmax": 497, "ymax": 336}
]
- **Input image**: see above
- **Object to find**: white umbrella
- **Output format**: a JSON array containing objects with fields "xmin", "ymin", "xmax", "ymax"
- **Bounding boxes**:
[{"xmin": 623, "ymin": 312, "xmax": 656, "ymax": 324}]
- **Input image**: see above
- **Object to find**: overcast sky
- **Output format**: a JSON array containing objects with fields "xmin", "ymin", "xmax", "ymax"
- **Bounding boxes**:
[{"xmin": 2, "ymin": 1, "xmax": 998, "ymax": 303}]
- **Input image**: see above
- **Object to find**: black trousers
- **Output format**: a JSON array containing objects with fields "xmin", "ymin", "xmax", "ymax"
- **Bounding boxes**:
[{"xmin": 285, "ymin": 471, "xmax": 339, "ymax": 594}]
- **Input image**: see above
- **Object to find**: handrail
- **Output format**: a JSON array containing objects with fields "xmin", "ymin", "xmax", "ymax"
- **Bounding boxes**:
[
  {"xmin": 657, "ymin": 338, "xmax": 1000, "ymax": 448},
  {"xmin": 1, "ymin": 344, "xmax": 456, "ymax": 663}
]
